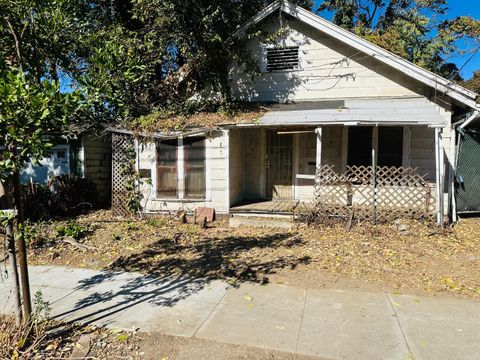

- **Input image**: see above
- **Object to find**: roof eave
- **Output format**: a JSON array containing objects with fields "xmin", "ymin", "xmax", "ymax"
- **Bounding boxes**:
[{"xmin": 233, "ymin": 0, "xmax": 480, "ymax": 111}]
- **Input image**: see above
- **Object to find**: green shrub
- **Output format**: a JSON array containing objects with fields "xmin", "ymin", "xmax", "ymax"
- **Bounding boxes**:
[{"xmin": 56, "ymin": 221, "xmax": 87, "ymax": 240}]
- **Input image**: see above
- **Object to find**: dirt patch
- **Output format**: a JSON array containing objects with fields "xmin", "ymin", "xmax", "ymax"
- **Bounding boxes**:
[
  {"xmin": 23, "ymin": 210, "xmax": 480, "ymax": 300},
  {"xmin": 0, "ymin": 314, "xmax": 316, "ymax": 359}
]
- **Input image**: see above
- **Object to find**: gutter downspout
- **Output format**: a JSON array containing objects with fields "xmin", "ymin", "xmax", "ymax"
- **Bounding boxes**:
[{"xmin": 459, "ymin": 110, "xmax": 480, "ymax": 130}]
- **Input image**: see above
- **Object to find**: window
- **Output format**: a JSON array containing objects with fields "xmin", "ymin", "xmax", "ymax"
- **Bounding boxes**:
[
  {"xmin": 184, "ymin": 137, "xmax": 206, "ymax": 198},
  {"xmin": 266, "ymin": 46, "xmax": 299, "ymax": 72},
  {"xmin": 347, "ymin": 127, "xmax": 404, "ymax": 168},
  {"xmin": 347, "ymin": 127, "xmax": 373, "ymax": 167},
  {"xmin": 378, "ymin": 127, "xmax": 403, "ymax": 167},
  {"xmin": 155, "ymin": 137, "xmax": 207, "ymax": 199},
  {"xmin": 156, "ymin": 139, "xmax": 178, "ymax": 198}
]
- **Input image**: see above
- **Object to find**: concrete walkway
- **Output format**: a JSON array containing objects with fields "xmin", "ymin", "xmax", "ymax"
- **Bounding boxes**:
[{"xmin": 1, "ymin": 266, "xmax": 479, "ymax": 360}]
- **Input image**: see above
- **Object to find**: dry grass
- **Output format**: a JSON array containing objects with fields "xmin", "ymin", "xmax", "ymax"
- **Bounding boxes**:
[
  {"xmin": 129, "ymin": 103, "xmax": 269, "ymax": 134},
  {"xmin": 26, "ymin": 211, "xmax": 480, "ymax": 300}
]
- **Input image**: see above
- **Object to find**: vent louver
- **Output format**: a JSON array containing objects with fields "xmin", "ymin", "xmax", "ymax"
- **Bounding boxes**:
[{"xmin": 266, "ymin": 46, "xmax": 299, "ymax": 72}]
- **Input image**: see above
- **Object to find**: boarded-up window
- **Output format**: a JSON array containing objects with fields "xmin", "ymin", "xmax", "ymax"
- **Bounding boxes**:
[
  {"xmin": 266, "ymin": 46, "xmax": 299, "ymax": 72},
  {"xmin": 184, "ymin": 137, "xmax": 206, "ymax": 198},
  {"xmin": 157, "ymin": 139, "xmax": 178, "ymax": 198},
  {"xmin": 378, "ymin": 127, "xmax": 403, "ymax": 167}
]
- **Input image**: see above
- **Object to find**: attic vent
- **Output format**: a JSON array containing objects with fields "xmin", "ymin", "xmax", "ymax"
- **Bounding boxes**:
[{"xmin": 266, "ymin": 46, "xmax": 299, "ymax": 72}]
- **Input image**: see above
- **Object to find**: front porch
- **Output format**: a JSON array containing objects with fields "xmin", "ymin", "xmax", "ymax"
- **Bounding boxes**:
[
  {"xmin": 230, "ymin": 199, "xmax": 314, "ymax": 215},
  {"xmin": 228, "ymin": 124, "xmax": 447, "ymax": 222}
]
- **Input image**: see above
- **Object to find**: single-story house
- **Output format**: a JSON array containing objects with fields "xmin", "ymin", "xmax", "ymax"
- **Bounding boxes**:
[{"xmin": 110, "ymin": 1, "xmax": 480, "ymax": 224}]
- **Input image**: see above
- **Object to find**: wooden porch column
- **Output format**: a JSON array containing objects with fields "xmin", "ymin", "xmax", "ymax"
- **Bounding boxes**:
[
  {"xmin": 315, "ymin": 127, "xmax": 322, "ymax": 168},
  {"xmin": 177, "ymin": 136, "xmax": 185, "ymax": 200},
  {"xmin": 435, "ymin": 128, "xmax": 445, "ymax": 226}
]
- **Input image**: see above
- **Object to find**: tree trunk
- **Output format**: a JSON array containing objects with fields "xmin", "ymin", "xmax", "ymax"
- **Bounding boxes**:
[
  {"xmin": 6, "ymin": 221, "xmax": 23, "ymax": 325},
  {"xmin": 1, "ymin": 179, "xmax": 22, "ymax": 324},
  {"xmin": 12, "ymin": 171, "xmax": 32, "ymax": 322}
]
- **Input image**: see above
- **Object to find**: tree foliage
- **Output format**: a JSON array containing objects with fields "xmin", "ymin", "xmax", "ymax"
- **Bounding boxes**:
[
  {"xmin": 0, "ymin": 0, "xmax": 87, "ymax": 178},
  {"xmin": 461, "ymin": 71, "xmax": 480, "ymax": 94},
  {"xmin": 0, "ymin": 71, "xmax": 82, "ymax": 178},
  {"xmin": 72, "ymin": 0, "xmax": 314, "ymax": 123},
  {"xmin": 317, "ymin": 0, "xmax": 479, "ymax": 81}
]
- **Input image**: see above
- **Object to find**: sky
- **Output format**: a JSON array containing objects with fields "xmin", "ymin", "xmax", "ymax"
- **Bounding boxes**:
[{"xmin": 314, "ymin": 0, "xmax": 480, "ymax": 80}]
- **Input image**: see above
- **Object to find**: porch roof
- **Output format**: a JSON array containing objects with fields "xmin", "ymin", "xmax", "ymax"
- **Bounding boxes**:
[{"xmin": 259, "ymin": 97, "xmax": 447, "ymax": 127}]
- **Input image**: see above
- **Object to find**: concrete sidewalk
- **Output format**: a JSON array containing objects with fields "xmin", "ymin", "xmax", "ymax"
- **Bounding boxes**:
[{"xmin": 1, "ymin": 266, "xmax": 478, "ymax": 360}]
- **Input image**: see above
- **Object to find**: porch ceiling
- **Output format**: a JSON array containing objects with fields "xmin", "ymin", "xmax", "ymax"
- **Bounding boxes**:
[{"xmin": 260, "ymin": 97, "xmax": 447, "ymax": 127}]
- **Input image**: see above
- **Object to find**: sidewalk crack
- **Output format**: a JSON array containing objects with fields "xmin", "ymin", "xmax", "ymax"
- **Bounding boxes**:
[
  {"xmin": 295, "ymin": 288, "xmax": 308, "ymax": 352},
  {"xmin": 387, "ymin": 293, "xmax": 414, "ymax": 359},
  {"xmin": 192, "ymin": 285, "xmax": 230, "ymax": 338}
]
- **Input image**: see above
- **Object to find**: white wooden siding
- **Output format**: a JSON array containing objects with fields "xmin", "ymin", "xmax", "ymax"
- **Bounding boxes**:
[
  {"xmin": 322, "ymin": 126, "xmax": 343, "ymax": 171},
  {"xmin": 229, "ymin": 129, "xmax": 244, "ymax": 205},
  {"xmin": 83, "ymin": 134, "xmax": 112, "ymax": 206},
  {"xmin": 410, "ymin": 127, "xmax": 437, "ymax": 183},
  {"xmin": 230, "ymin": 17, "xmax": 431, "ymax": 103},
  {"xmin": 138, "ymin": 131, "xmax": 230, "ymax": 214},
  {"xmin": 243, "ymin": 128, "xmax": 266, "ymax": 200},
  {"xmin": 295, "ymin": 131, "xmax": 316, "ymax": 201}
]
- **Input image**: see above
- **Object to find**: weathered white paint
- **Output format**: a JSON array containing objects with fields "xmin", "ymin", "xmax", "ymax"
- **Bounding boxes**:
[
  {"xmin": 138, "ymin": 131, "xmax": 230, "ymax": 214},
  {"xmin": 410, "ymin": 127, "xmax": 436, "ymax": 181},
  {"xmin": 315, "ymin": 127, "xmax": 322, "ymax": 167},
  {"xmin": 260, "ymin": 98, "xmax": 448, "ymax": 126},
  {"xmin": 229, "ymin": 129, "xmax": 245, "ymax": 205},
  {"xmin": 230, "ymin": 16, "xmax": 431, "ymax": 104},
  {"xmin": 233, "ymin": 0, "xmax": 479, "ymax": 111},
  {"xmin": 20, "ymin": 145, "xmax": 71, "ymax": 184},
  {"xmin": 177, "ymin": 136, "xmax": 185, "ymax": 200},
  {"xmin": 224, "ymin": 130, "xmax": 231, "ymax": 212},
  {"xmin": 459, "ymin": 110, "xmax": 480, "ymax": 129},
  {"xmin": 435, "ymin": 128, "xmax": 444, "ymax": 225},
  {"xmin": 402, "ymin": 127, "xmax": 411, "ymax": 167}
]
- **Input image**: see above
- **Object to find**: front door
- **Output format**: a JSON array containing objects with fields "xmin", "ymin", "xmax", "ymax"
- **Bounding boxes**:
[{"xmin": 266, "ymin": 130, "xmax": 293, "ymax": 199}]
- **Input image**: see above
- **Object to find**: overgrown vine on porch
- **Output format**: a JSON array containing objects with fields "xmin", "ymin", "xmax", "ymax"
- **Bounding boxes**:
[{"xmin": 120, "ymin": 143, "xmax": 150, "ymax": 216}]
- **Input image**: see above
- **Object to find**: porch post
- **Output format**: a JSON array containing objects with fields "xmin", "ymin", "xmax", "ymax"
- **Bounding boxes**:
[
  {"xmin": 315, "ymin": 127, "xmax": 322, "ymax": 168},
  {"xmin": 178, "ymin": 136, "xmax": 185, "ymax": 200},
  {"xmin": 447, "ymin": 129, "xmax": 457, "ymax": 222},
  {"xmin": 435, "ymin": 128, "xmax": 445, "ymax": 226}
]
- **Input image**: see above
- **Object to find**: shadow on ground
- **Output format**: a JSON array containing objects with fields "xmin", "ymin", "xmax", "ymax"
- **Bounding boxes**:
[{"xmin": 52, "ymin": 232, "xmax": 310, "ymax": 326}]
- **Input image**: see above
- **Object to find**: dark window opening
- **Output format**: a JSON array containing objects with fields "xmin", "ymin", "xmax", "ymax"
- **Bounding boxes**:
[
  {"xmin": 266, "ymin": 46, "xmax": 299, "ymax": 72},
  {"xmin": 378, "ymin": 127, "xmax": 403, "ymax": 167},
  {"xmin": 184, "ymin": 137, "xmax": 206, "ymax": 198},
  {"xmin": 156, "ymin": 139, "xmax": 178, "ymax": 198},
  {"xmin": 347, "ymin": 127, "xmax": 373, "ymax": 167}
]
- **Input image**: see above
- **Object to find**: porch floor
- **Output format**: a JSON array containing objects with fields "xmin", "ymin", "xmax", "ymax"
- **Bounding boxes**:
[{"xmin": 230, "ymin": 200, "xmax": 313, "ymax": 215}]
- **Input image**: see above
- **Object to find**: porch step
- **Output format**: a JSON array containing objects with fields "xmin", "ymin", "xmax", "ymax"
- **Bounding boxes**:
[{"xmin": 229, "ymin": 215, "xmax": 295, "ymax": 229}]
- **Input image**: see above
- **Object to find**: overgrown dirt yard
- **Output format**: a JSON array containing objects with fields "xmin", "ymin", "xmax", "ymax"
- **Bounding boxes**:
[
  {"xmin": 0, "ymin": 314, "xmax": 316, "ymax": 360},
  {"xmin": 23, "ymin": 210, "xmax": 480, "ymax": 300}
]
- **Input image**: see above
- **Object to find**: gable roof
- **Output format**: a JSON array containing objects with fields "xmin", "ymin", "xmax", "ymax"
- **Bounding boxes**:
[{"xmin": 233, "ymin": 0, "xmax": 480, "ymax": 112}]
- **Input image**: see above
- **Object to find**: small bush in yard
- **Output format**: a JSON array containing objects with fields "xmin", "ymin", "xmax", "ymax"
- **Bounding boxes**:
[
  {"xmin": 20, "ymin": 221, "xmax": 49, "ymax": 248},
  {"xmin": 0, "ymin": 291, "xmax": 51, "ymax": 359},
  {"xmin": 56, "ymin": 221, "xmax": 88, "ymax": 240}
]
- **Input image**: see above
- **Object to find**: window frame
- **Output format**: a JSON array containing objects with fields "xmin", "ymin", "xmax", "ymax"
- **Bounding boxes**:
[
  {"xmin": 153, "ymin": 136, "xmax": 208, "ymax": 201},
  {"xmin": 344, "ymin": 126, "xmax": 408, "ymax": 170},
  {"xmin": 155, "ymin": 138, "xmax": 179, "ymax": 199},
  {"xmin": 183, "ymin": 137, "xmax": 207, "ymax": 199}
]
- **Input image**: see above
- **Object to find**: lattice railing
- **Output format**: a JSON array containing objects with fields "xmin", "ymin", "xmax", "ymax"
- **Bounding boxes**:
[
  {"xmin": 313, "ymin": 165, "xmax": 436, "ymax": 223},
  {"xmin": 111, "ymin": 133, "xmax": 134, "ymax": 216}
]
